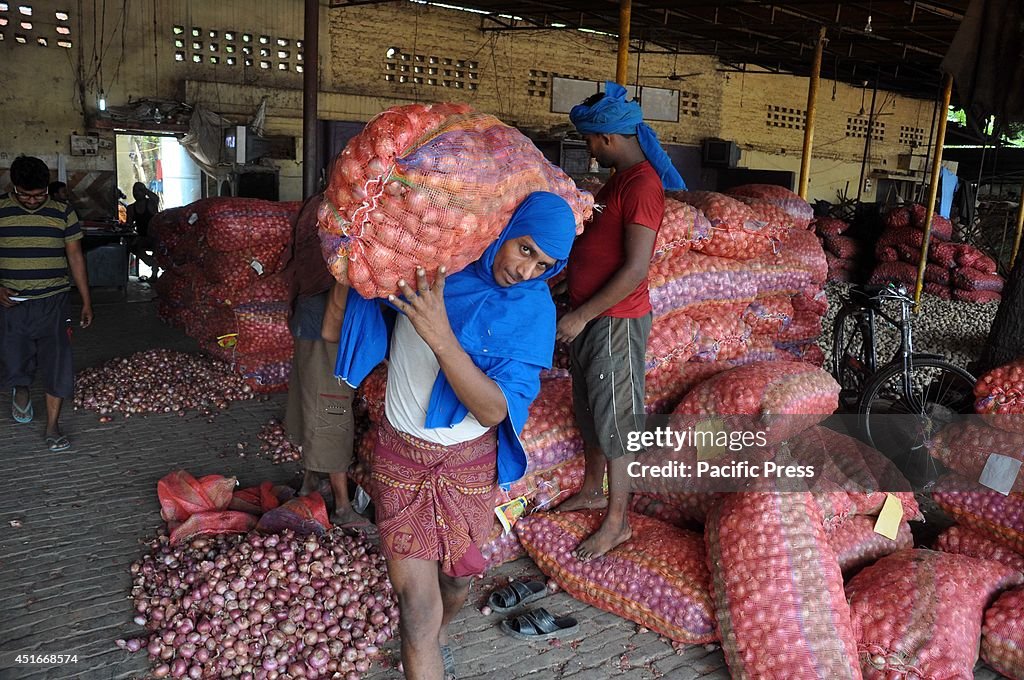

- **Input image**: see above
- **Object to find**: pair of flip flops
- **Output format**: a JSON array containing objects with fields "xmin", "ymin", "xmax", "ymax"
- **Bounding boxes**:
[
  {"xmin": 45, "ymin": 434, "xmax": 71, "ymax": 452},
  {"xmin": 487, "ymin": 579, "xmax": 580, "ymax": 640}
]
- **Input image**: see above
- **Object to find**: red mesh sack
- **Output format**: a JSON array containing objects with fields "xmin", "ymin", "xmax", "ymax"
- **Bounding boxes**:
[
  {"xmin": 792, "ymin": 289, "xmax": 828, "ymax": 316},
  {"xmin": 202, "ymin": 241, "xmax": 288, "ymax": 283},
  {"xmin": 975, "ymin": 359, "xmax": 1024, "ymax": 429},
  {"xmin": 157, "ymin": 470, "xmax": 237, "ymax": 526},
  {"xmin": 204, "ymin": 272, "xmax": 291, "ymax": 308},
  {"xmin": 743, "ymin": 296, "xmax": 793, "ymax": 337},
  {"xmin": 234, "ymin": 301, "xmax": 294, "ymax": 355},
  {"xmin": 480, "ymin": 526, "xmax": 526, "ymax": 571},
  {"xmin": 517, "ymin": 377, "xmax": 583, "ymax": 476},
  {"xmin": 516, "ymin": 510, "xmax": 716, "ymax": 644},
  {"xmin": 893, "ymin": 241, "xmax": 922, "ymax": 265},
  {"xmin": 726, "ymin": 183, "xmax": 814, "ymax": 229},
  {"xmin": 705, "ymin": 492, "xmax": 861, "ymax": 679},
  {"xmin": 169, "ymin": 511, "xmax": 258, "ymax": 546},
  {"xmin": 828, "ymin": 515, "xmax": 913, "ymax": 577},
  {"xmin": 506, "ymin": 454, "xmax": 585, "ymax": 504},
  {"xmin": 628, "ymin": 492, "xmax": 722, "ymax": 527},
  {"xmin": 953, "ymin": 267, "xmax": 1004, "ymax": 292},
  {"xmin": 846, "ymin": 549, "xmax": 1023, "ymax": 679},
  {"xmin": 237, "ymin": 356, "xmax": 292, "ymax": 394},
  {"xmin": 731, "ymin": 195, "xmax": 797, "ymax": 231},
  {"xmin": 875, "ymin": 246, "xmax": 898, "ymax": 263},
  {"xmin": 929, "ymin": 420, "xmax": 1024, "ymax": 486},
  {"xmin": 935, "ymin": 525, "xmax": 1024, "ymax": 573},
  {"xmin": 669, "ymin": 190, "xmax": 779, "ymax": 260},
  {"xmin": 824, "ymin": 234, "xmax": 861, "ymax": 260},
  {"xmin": 759, "ymin": 227, "xmax": 829, "ymax": 292},
  {"xmin": 930, "ymin": 214, "xmax": 954, "ymax": 241},
  {"xmin": 923, "ymin": 282, "xmax": 952, "ymax": 299},
  {"xmin": 909, "ymin": 203, "xmax": 928, "ymax": 228},
  {"xmin": 877, "ymin": 226, "xmax": 925, "ymax": 250},
  {"xmin": 184, "ymin": 305, "xmax": 238, "ymax": 344},
  {"xmin": 675, "ymin": 360, "xmax": 839, "ymax": 442},
  {"xmin": 652, "ymin": 198, "xmax": 712, "ymax": 262},
  {"xmin": 255, "ymin": 494, "xmax": 331, "ymax": 535},
  {"xmin": 953, "ymin": 289, "xmax": 1002, "ymax": 303},
  {"xmin": 956, "ymin": 244, "xmax": 998, "ymax": 273},
  {"xmin": 883, "ymin": 207, "xmax": 912, "ymax": 229},
  {"xmin": 646, "ymin": 309, "xmax": 700, "ymax": 370},
  {"xmin": 815, "ymin": 217, "xmax": 850, "ymax": 238},
  {"xmin": 778, "ymin": 307, "xmax": 824, "ymax": 343},
  {"xmin": 318, "ymin": 103, "xmax": 592, "ymax": 298},
  {"xmin": 929, "ymin": 241, "xmax": 959, "ymax": 268},
  {"xmin": 649, "ymin": 251, "xmax": 757, "ymax": 318},
  {"xmin": 154, "ymin": 268, "xmax": 196, "ymax": 308},
  {"xmin": 923, "ymin": 263, "xmax": 951, "ymax": 285},
  {"xmin": 783, "ymin": 342, "xmax": 826, "ymax": 366},
  {"xmin": 191, "ymin": 198, "xmax": 297, "ymax": 252},
  {"xmin": 825, "ymin": 252, "xmax": 854, "ymax": 275},
  {"xmin": 868, "ymin": 261, "xmax": 918, "ymax": 286},
  {"xmin": 228, "ymin": 481, "xmax": 289, "ymax": 514},
  {"xmin": 933, "ymin": 475, "xmax": 1024, "ymax": 553},
  {"xmin": 982, "ymin": 586, "xmax": 1024, "ymax": 679}
]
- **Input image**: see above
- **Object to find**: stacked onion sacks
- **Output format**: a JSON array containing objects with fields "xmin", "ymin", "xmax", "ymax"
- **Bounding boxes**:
[
  {"xmin": 75, "ymin": 350, "xmax": 253, "ymax": 420},
  {"xmin": 122, "ymin": 530, "xmax": 397, "ymax": 679}
]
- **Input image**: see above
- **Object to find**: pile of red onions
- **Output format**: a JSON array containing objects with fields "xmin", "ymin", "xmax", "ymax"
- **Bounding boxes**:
[
  {"xmin": 75, "ymin": 349, "xmax": 253, "ymax": 419},
  {"xmin": 121, "ymin": 530, "xmax": 397, "ymax": 679},
  {"xmin": 255, "ymin": 418, "xmax": 303, "ymax": 464}
]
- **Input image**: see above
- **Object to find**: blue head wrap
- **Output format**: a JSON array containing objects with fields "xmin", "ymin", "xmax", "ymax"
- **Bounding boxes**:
[
  {"xmin": 570, "ymin": 81, "xmax": 687, "ymax": 191},
  {"xmin": 334, "ymin": 191, "xmax": 577, "ymax": 487}
]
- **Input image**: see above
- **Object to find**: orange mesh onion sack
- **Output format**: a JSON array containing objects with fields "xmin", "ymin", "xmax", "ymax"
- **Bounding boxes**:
[{"xmin": 319, "ymin": 103, "xmax": 593, "ymax": 298}]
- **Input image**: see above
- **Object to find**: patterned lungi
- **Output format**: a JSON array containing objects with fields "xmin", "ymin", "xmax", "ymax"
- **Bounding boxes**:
[{"xmin": 371, "ymin": 416, "xmax": 498, "ymax": 577}]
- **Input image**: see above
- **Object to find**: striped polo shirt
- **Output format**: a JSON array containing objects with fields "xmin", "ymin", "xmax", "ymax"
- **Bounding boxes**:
[{"xmin": 0, "ymin": 193, "xmax": 81, "ymax": 300}]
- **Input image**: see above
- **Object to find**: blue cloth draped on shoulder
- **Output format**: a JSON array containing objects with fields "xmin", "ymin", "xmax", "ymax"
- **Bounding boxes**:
[
  {"xmin": 334, "ymin": 191, "xmax": 577, "ymax": 488},
  {"xmin": 570, "ymin": 80, "xmax": 687, "ymax": 191}
]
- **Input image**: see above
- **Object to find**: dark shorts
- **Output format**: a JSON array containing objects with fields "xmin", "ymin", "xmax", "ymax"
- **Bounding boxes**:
[
  {"xmin": 0, "ymin": 292, "xmax": 74, "ymax": 399},
  {"xmin": 569, "ymin": 313, "xmax": 652, "ymax": 460},
  {"xmin": 285, "ymin": 337, "xmax": 355, "ymax": 473}
]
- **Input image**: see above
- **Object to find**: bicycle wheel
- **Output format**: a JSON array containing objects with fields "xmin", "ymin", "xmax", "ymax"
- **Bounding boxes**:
[
  {"xmin": 831, "ymin": 306, "xmax": 874, "ymax": 410},
  {"xmin": 859, "ymin": 357, "xmax": 976, "ymax": 487}
]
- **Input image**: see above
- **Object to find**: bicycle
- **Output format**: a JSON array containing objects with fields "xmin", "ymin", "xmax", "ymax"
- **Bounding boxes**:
[{"xmin": 830, "ymin": 282, "xmax": 976, "ymax": 484}]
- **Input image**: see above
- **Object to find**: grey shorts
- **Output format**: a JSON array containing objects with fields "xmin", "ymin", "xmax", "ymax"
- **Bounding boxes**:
[
  {"xmin": 285, "ymin": 337, "xmax": 355, "ymax": 473},
  {"xmin": 569, "ymin": 314, "xmax": 652, "ymax": 459},
  {"xmin": 0, "ymin": 292, "xmax": 74, "ymax": 399}
]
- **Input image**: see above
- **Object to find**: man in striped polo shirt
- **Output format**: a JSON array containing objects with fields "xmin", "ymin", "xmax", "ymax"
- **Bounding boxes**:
[{"xmin": 1, "ymin": 156, "xmax": 93, "ymax": 452}]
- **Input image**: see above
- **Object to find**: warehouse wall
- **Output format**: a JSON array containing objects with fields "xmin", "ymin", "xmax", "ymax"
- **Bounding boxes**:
[{"xmin": 0, "ymin": 0, "xmax": 940, "ymax": 204}]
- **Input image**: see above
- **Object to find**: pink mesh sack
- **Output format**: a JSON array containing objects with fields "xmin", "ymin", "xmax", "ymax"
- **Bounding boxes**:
[
  {"xmin": 727, "ymin": 183, "xmax": 814, "ymax": 229},
  {"xmin": 319, "ymin": 103, "xmax": 593, "ymax": 298},
  {"xmin": 669, "ymin": 190, "xmax": 778, "ymax": 260}
]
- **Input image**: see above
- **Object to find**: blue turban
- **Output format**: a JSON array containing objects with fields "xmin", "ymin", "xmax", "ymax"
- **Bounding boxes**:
[
  {"xmin": 333, "ymin": 191, "xmax": 577, "ymax": 487},
  {"xmin": 570, "ymin": 81, "xmax": 687, "ymax": 191}
]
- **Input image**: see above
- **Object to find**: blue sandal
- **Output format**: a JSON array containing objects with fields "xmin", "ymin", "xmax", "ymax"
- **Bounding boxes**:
[{"xmin": 11, "ymin": 389, "xmax": 33, "ymax": 424}]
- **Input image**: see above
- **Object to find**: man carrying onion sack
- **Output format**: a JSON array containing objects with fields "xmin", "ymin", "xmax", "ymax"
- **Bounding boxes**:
[
  {"xmin": 555, "ymin": 82, "xmax": 687, "ymax": 561},
  {"xmin": 282, "ymin": 193, "xmax": 375, "ymax": 536},
  {"xmin": 329, "ymin": 192, "xmax": 576, "ymax": 680},
  {"xmin": 1, "ymin": 155, "xmax": 93, "ymax": 452}
]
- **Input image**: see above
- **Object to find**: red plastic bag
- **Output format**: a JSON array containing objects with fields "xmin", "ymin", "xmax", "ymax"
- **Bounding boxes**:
[{"xmin": 157, "ymin": 470, "xmax": 236, "ymax": 525}]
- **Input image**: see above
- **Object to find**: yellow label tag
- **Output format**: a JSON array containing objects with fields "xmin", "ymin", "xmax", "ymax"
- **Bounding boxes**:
[
  {"xmin": 494, "ymin": 496, "xmax": 528, "ymax": 535},
  {"xmin": 216, "ymin": 333, "xmax": 238, "ymax": 348},
  {"xmin": 873, "ymin": 493, "xmax": 903, "ymax": 540},
  {"xmin": 696, "ymin": 417, "xmax": 728, "ymax": 461}
]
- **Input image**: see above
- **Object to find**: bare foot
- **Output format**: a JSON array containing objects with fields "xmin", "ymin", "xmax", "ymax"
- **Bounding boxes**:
[
  {"xmin": 572, "ymin": 519, "xmax": 632, "ymax": 562},
  {"xmin": 297, "ymin": 470, "xmax": 322, "ymax": 497},
  {"xmin": 557, "ymin": 486, "xmax": 608, "ymax": 512}
]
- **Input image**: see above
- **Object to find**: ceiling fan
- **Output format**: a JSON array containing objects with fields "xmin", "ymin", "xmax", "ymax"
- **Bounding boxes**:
[{"xmin": 645, "ymin": 71, "xmax": 704, "ymax": 81}]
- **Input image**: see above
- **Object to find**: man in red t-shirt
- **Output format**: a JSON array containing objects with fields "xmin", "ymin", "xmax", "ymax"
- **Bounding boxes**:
[{"xmin": 556, "ymin": 83, "xmax": 686, "ymax": 560}]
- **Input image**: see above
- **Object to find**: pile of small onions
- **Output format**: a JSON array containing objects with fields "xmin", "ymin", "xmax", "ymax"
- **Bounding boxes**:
[
  {"xmin": 75, "ymin": 349, "xmax": 253, "ymax": 420},
  {"xmin": 255, "ymin": 418, "xmax": 303, "ymax": 464},
  {"xmin": 121, "ymin": 530, "xmax": 397, "ymax": 679}
]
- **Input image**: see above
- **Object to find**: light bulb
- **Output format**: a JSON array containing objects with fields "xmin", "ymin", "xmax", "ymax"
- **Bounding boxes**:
[
  {"xmin": 864, "ymin": 15, "xmax": 873, "ymax": 34},
  {"xmin": 98, "ymin": 90, "xmax": 107, "ymax": 112}
]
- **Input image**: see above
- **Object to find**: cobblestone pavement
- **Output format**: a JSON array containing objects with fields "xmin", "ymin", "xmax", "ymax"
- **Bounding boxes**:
[{"xmin": 0, "ymin": 290, "xmax": 1003, "ymax": 680}]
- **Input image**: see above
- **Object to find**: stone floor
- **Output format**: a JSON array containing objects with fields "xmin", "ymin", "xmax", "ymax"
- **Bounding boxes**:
[{"xmin": 0, "ymin": 284, "xmax": 1005, "ymax": 679}]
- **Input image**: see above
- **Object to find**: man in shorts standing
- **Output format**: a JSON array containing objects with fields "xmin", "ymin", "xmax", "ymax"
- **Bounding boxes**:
[
  {"xmin": 556, "ymin": 83, "xmax": 686, "ymax": 560},
  {"xmin": 1, "ymin": 156, "xmax": 93, "ymax": 451}
]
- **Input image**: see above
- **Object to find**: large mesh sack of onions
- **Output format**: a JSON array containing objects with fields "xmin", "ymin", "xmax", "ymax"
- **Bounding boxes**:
[
  {"xmin": 883, "ymin": 206, "xmax": 913, "ymax": 230},
  {"xmin": 183, "ymin": 305, "xmax": 237, "ymax": 344},
  {"xmin": 928, "ymin": 420, "xmax": 1024, "ymax": 488},
  {"xmin": 516, "ymin": 510, "xmax": 716, "ymax": 644},
  {"xmin": 651, "ymin": 197, "xmax": 713, "ymax": 262},
  {"xmin": 481, "ymin": 522, "xmax": 527, "ymax": 570},
  {"xmin": 234, "ymin": 301, "xmax": 295, "ymax": 355},
  {"xmin": 982, "ymin": 586, "xmax": 1024, "ymax": 678},
  {"xmin": 691, "ymin": 314, "xmax": 752, "ymax": 363},
  {"xmin": 730, "ymin": 195, "xmax": 798, "ymax": 231},
  {"xmin": 868, "ymin": 261, "xmax": 918, "ymax": 286},
  {"xmin": 201, "ymin": 240, "xmax": 289, "ymax": 284},
  {"xmin": 742, "ymin": 295, "xmax": 793, "ymax": 337},
  {"xmin": 846, "ymin": 549, "xmax": 1023, "ymax": 679},
  {"xmin": 886, "ymin": 203, "xmax": 954, "ymax": 241},
  {"xmin": 828, "ymin": 515, "xmax": 913, "ymax": 577},
  {"xmin": 933, "ymin": 475, "xmax": 1024, "ymax": 553},
  {"xmin": 649, "ymin": 251, "xmax": 757, "ymax": 318},
  {"xmin": 236, "ymin": 355, "xmax": 291, "ymax": 394},
  {"xmin": 674, "ymin": 361, "xmax": 840, "ymax": 443},
  {"xmin": 777, "ymin": 307, "xmax": 824, "ymax": 344},
  {"xmin": 877, "ymin": 226, "xmax": 927, "ymax": 251},
  {"xmin": 705, "ymin": 492, "xmax": 861, "ymax": 679},
  {"xmin": 935, "ymin": 525, "xmax": 1024, "ymax": 573},
  {"xmin": 953, "ymin": 267, "xmax": 1004, "ymax": 293},
  {"xmin": 646, "ymin": 310, "xmax": 700, "ymax": 370},
  {"xmin": 726, "ymin": 183, "xmax": 814, "ymax": 229},
  {"xmin": 953, "ymin": 288, "xmax": 1001, "ymax": 303},
  {"xmin": 150, "ymin": 206, "xmax": 193, "ymax": 268},
  {"xmin": 923, "ymin": 282, "xmax": 953, "ymax": 299},
  {"xmin": 202, "ymin": 272, "xmax": 291, "ymax": 308},
  {"xmin": 975, "ymin": 359, "xmax": 1024, "ymax": 431},
  {"xmin": 754, "ymin": 227, "xmax": 828, "ymax": 295},
  {"xmin": 628, "ymin": 491, "xmax": 722, "ymax": 527},
  {"xmin": 955, "ymin": 244, "xmax": 998, "ymax": 274},
  {"xmin": 318, "ymin": 103, "xmax": 592, "ymax": 298},
  {"xmin": 667, "ymin": 190, "xmax": 778, "ymax": 260},
  {"xmin": 645, "ymin": 358, "xmax": 746, "ymax": 414},
  {"xmin": 923, "ymin": 263, "xmax": 951, "ymax": 285},
  {"xmin": 823, "ymin": 234, "xmax": 861, "ymax": 260},
  {"xmin": 518, "ymin": 377, "xmax": 584, "ymax": 476},
  {"xmin": 187, "ymin": 198, "xmax": 298, "ymax": 252},
  {"xmin": 814, "ymin": 217, "xmax": 849, "ymax": 238}
]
